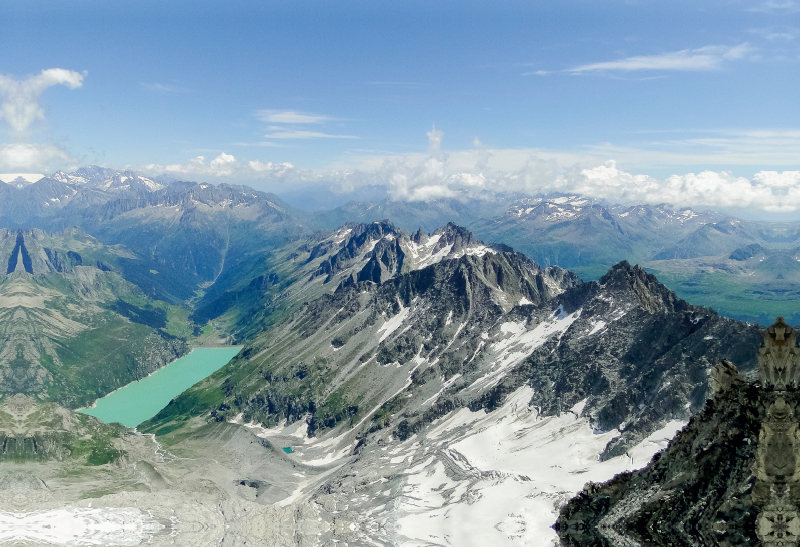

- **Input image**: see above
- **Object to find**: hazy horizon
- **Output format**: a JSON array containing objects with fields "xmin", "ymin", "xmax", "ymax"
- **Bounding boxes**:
[{"xmin": 3, "ymin": 1, "xmax": 800, "ymax": 214}]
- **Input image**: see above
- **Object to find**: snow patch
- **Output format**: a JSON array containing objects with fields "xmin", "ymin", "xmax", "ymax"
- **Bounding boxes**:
[
  {"xmin": 470, "ymin": 309, "xmax": 581, "ymax": 392},
  {"xmin": 377, "ymin": 304, "xmax": 411, "ymax": 343},
  {"xmin": 395, "ymin": 386, "xmax": 687, "ymax": 547}
]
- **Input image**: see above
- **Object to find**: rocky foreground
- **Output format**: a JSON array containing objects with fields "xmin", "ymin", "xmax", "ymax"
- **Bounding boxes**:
[{"xmin": 557, "ymin": 317, "xmax": 800, "ymax": 546}]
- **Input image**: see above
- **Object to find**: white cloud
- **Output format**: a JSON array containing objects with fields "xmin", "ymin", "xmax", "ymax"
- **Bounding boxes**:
[
  {"xmin": 263, "ymin": 130, "xmax": 358, "ymax": 139},
  {"xmin": 323, "ymin": 138, "xmax": 800, "ymax": 211},
  {"xmin": 747, "ymin": 1, "xmax": 800, "ymax": 13},
  {"xmin": 256, "ymin": 110, "xmax": 333, "ymax": 124},
  {"xmin": 574, "ymin": 161, "xmax": 766, "ymax": 209},
  {"xmin": 749, "ymin": 26, "xmax": 800, "ymax": 41},
  {"xmin": 248, "ymin": 160, "xmax": 295, "ymax": 177},
  {"xmin": 566, "ymin": 44, "xmax": 754, "ymax": 73},
  {"xmin": 0, "ymin": 69, "xmax": 85, "ymax": 135},
  {"xmin": 254, "ymin": 109, "xmax": 358, "ymax": 140},
  {"xmin": 139, "ymin": 129, "xmax": 800, "ymax": 212},
  {"xmin": 157, "ymin": 153, "xmax": 241, "ymax": 177},
  {"xmin": 141, "ymin": 82, "xmax": 193, "ymax": 94},
  {"xmin": 143, "ymin": 152, "xmax": 298, "ymax": 182},
  {"xmin": 427, "ymin": 125, "xmax": 444, "ymax": 153},
  {"xmin": 752, "ymin": 170, "xmax": 800, "ymax": 188},
  {"xmin": 0, "ymin": 142, "xmax": 76, "ymax": 172},
  {"xmin": 229, "ymin": 141, "xmax": 281, "ymax": 147}
]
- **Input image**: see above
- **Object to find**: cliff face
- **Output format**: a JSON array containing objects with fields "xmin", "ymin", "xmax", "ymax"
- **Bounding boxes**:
[{"xmin": 557, "ymin": 318, "xmax": 800, "ymax": 547}]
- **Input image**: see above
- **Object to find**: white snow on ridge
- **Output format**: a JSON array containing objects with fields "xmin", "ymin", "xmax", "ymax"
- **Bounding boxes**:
[
  {"xmin": 470, "ymin": 308, "xmax": 580, "ymax": 392},
  {"xmin": 395, "ymin": 386, "xmax": 687, "ymax": 547},
  {"xmin": 377, "ymin": 304, "xmax": 411, "ymax": 343},
  {"xmin": 586, "ymin": 320, "xmax": 607, "ymax": 337},
  {"xmin": 462, "ymin": 245, "xmax": 496, "ymax": 257},
  {"xmin": 142, "ymin": 177, "xmax": 165, "ymax": 191}
]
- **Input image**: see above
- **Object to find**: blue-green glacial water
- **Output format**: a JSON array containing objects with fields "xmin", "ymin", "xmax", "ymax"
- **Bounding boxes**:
[{"xmin": 79, "ymin": 347, "xmax": 241, "ymax": 427}]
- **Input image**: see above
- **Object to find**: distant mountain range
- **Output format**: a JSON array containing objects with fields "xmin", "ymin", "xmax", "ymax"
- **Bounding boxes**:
[
  {"xmin": 303, "ymin": 191, "xmax": 800, "ymax": 325},
  {"xmin": 2, "ymin": 166, "xmax": 798, "ymax": 325}
]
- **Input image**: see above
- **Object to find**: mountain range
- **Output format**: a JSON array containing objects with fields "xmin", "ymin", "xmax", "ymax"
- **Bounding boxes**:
[
  {"xmin": 7, "ymin": 166, "xmax": 800, "ymax": 325},
  {"xmin": 0, "ymin": 166, "xmax": 794, "ymax": 545}
]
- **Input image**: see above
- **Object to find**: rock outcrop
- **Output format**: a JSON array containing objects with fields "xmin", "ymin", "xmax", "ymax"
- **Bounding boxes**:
[{"xmin": 556, "ymin": 317, "xmax": 800, "ymax": 547}]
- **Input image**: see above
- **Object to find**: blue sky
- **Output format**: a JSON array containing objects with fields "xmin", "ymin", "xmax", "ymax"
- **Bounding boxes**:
[{"xmin": 2, "ymin": 0, "xmax": 800, "ymax": 211}]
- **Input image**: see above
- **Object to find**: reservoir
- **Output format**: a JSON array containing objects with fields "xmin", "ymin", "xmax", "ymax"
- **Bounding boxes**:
[{"xmin": 79, "ymin": 347, "xmax": 241, "ymax": 428}]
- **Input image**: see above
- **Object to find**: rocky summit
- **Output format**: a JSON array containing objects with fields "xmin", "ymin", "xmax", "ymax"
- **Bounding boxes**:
[{"xmin": 556, "ymin": 317, "xmax": 800, "ymax": 547}]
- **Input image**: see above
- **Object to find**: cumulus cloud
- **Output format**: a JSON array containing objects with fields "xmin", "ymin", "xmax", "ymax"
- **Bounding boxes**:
[
  {"xmin": 541, "ymin": 161, "xmax": 800, "ymax": 212},
  {"xmin": 143, "ymin": 152, "xmax": 299, "ymax": 183},
  {"xmin": 140, "ymin": 128, "xmax": 800, "ymax": 212},
  {"xmin": 0, "ymin": 142, "xmax": 76, "ymax": 172},
  {"xmin": 248, "ymin": 159, "xmax": 295, "ymax": 176},
  {"xmin": 565, "ymin": 44, "xmax": 754, "ymax": 73},
  {"xmin": 0, "ymin": 69, "xmax": 85, "ymax": 136},
  {"xmin": 324, "ymin": 142, "xmax": 800, "ymax": 211},
  {"xmin": 148, "ymin": 153, "xmax": 243, "ymax": 177}
]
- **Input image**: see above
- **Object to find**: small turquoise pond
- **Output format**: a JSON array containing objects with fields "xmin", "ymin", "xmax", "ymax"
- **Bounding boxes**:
[
  {"xmin": 282, "ymin": 447, "xmax": 294, "ymax": 454},
  {"xmin": 79, "ymin": 347, "xmax": 241, "ymax": 428}
]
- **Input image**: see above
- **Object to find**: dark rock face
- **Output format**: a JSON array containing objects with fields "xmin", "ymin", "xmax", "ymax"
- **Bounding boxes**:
[
  {"xmin": 516, "ymin": 261, "xmax": 761, "ymax": 459},
  {"xmin": 556, "ymin": 318, "xmax": 800, "ymax": 547}
]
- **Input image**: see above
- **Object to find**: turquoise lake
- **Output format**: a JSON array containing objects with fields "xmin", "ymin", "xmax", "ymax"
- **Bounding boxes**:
[{"xmin": 79, "ymin": 347, "xmax": 241, "ymax": 428}]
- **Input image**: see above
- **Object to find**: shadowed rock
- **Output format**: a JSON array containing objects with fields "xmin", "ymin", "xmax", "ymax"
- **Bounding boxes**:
[{"xmin": 556, "ymin": 317, "xmax": 800, "ymax": 547}]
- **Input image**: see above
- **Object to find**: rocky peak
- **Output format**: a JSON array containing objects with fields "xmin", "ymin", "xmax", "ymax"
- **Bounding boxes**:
[
  {"xmin": 411, "ymin": 227, "xmax": 429, "ymax": 245},
  {"xmin": 599, "ymin": 260, "xmax": 687, "ymax": 314},
  {"xmin": 431, "ymin": 222, "xmax": 476, "ymax": 253}
]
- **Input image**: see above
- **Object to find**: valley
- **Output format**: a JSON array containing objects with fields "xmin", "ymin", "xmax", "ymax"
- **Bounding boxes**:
[{"xmin": 0, "ymin": 167, "xmax": 792, "ymax": 546}]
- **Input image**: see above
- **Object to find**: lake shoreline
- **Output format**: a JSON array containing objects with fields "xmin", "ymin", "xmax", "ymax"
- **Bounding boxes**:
[{"xmin": 78, "ymin": 346, "xmax": 242, "ymax": 426}]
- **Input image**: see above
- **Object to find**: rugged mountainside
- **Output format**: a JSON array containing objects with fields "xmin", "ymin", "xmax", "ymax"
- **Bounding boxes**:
[
  {"xmin": 312, "ymin": 190, "xmax": 800, "ymax": 324},
  {"xmin": 192, "ymin": 220, "xmax": 517, "ymax": 339},
  {"xmin": 0, "ymin": 169, "xmax": 312, "ymax": 304},
  {"xmin": 137, "ymin": 221, "xmax": 762, "ymax": 545},
  {"xmin": 556, "ymin": 319, "xmax": 800, "ymax": 547},
  {"xmin": 0, "ymin": 167, "xmax": 785, "ymax": 546},
  {"xmin": 144, "ymin": 254, "xmax": 760, "ymax": 456},
  {"xmin": 0, "ymin": 229, "xmax": 188, "ymax": 408},
  {"xmin": 5, "ymin": 167, "xmax": 798, "ymax": 324},
  {"xmin": 313, "ymin": 193, "xmax": 725, "ymax": 280}
]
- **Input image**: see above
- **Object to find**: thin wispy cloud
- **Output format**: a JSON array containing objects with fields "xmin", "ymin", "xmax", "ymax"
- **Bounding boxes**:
[
  {"xmin": 263, "ymin": 130, "xmax": 359, "ymax": 139},
  {"xmin": 747, "ymin": 1, "xmax": 800, "ymax": 13},
  {"xmin": 256, "ymin": 110, "xmax": 334, "ymax": 124},
  {"xmin": 533, "ymin": 44, "xmax": 754, "ymax": 75},
  {"xmin": 748, "ymin": 26, "xmax": 800, "ymax": 41},
  {"xmin": 140, "ymin": 82, "xmax": 194, "ymax": 94},
  {"xmin": 229, "ymin": 141, "xmax": 282, "ymax": 147},
  {"xmin": 364, "ymin": 81, "xmax": 429, "ymax": 90}
]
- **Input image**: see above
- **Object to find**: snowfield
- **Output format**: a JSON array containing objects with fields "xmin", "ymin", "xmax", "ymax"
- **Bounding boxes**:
[{"xmin": 394, "ymin": 387, "xmax": 686, "ymax": 546}]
